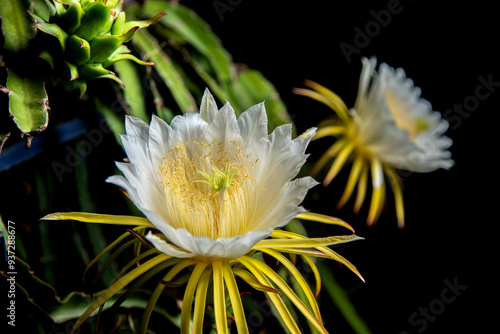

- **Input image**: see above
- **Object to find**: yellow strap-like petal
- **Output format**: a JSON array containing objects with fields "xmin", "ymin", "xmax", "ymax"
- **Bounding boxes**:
[
  {"xmin": 192, "ymin": 268, "xmax": 213, "ymax": 334},
  {"xmin": 314, "ymin": 125, "xmax": 345, "ymax": 140},
  {"xmin": 139, "ymin": 258, "xmax": 188, "ymax": 334},
  {"xmin": 116, "ymin": 248, "xmax": 159, "ymax": 279},
  {"xmin": 353, "ymin": 162, "xmax": 369, "ymax": 214},
  {"xmin": 181, "ymin": 262, "xmax": 209, "ymax": 334},
  {"xmin": 294, "ymin": 88, "xmax": 346, "ymax": 121},
  {"xmin": 42, "ymin": 212, "xmax": 155, "ymax": 228},
  {"xmin": 73, "ymin": 253, "xmax": 170, "ymax": 333},
  {"xmin": 270, "ymin": 247, "xmax": 331, "ymax": 259},
  {"xmin": 259, "ymin": 248, "xmax": 322, "ymax": 323},
  {"xmin": 303, "ymin": 80, "xmax": 351, "ymax": 121},
  {"xmin": 232, "ymin": 268, "xmax": 281, "ymax": 295},
  {"xmin": 235, "ymin": 257, "xmax": 300, "ymax": 333},
  {"xmin": 394, "ymin": 181, "xmax": 404, "ymax": 228},
  {"xmin": 385, "ymin": 165, "xmax": 405, "ymax": 228},
  {"xmin": 337, "ymin": 154, "xmax": 365, "ymax": 210},
  {"xmin": 83, "ymin": 226, "xmax": 149, "ymax": 281},
  {"xmin": 295, "ymin": 81, "xmax": 351, "ymax": 123},
  {"xmin": 213, "ymin": 260, "xmax": 227, "ymax": 334},
  {"xmin": 295, "ymin": 212, "xmax": 354, "ymax": 233},
  {"xmin": 367, "ymin": 158, "xmax": 386, "ymax": 226},
  {"xmin": 269, "ymin": 230, "xmax": 365, "ymax": 282},
  {"xmin": 301, "ymin": 255, "xmax": 322, "ymax": 298},
  {"xmin": 256, "ymin": 234, "xmax": 363, "ymax": 249},
  {"xmin": 241, "ymin": 256, "xmax": 328, "ymax": 334},
  {"xmin": 310, "ymin": 138, "xmax": 347, "ymax": 177},
  {"xmin": 324, "ymin": 141, "xmax": 355, "ymax": 186},
  {"xmin": 222, "ymin": 262, "xmax": 249, "ymax": 334},
  {"xmin": 366, "ymin": 184, "xmax": 384, "ymax": 226},
  {"xmin": 315, "ymin": 245, "xmax": 365, "ymax": 283}
]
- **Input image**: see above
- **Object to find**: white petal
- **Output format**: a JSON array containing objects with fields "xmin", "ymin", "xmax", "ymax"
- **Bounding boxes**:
[
  {"xmin": 148, "ymin": 115, "xmax": 182, "ymax": 168},
  {"xmin": 125, "ymin": 116, "xmax": 149, "ymax": 139},
  {"xmin": 298, "ymin": 127, "xmax": 318, "ymax": 141},
  {"xmin": 121, "ymin": 134, "xmax": 150, "ymax": 166},
  {"xmin": 145, "ymin": 232, "xmax": 194, "ymax": 258},
  {"xmin": 106, "ymin": 175, "xmax": 134, "ymax": 198},
  {"xmin": 257, "ymin": 123, "xmax": 292, "ymax": 173},
  {"xmin": 253, "ymin": 176, "xmax": 318, "ymax": 231},
  {"xmin": 170, "ymin": 112, "xmax": 208, "ymax": 156},
  {"xmin": 199, "ymin": 88, "xmax": 219, "ymax": 123},
  {"xmin": 241, "ymin": 123, "xmax": 316, "ymax": 233},
  {"xmin": 137, "ymin": 206, "xmax": 188, "ymax": 247},
  {"xmin": 255, "ymin": 123, "xmax": 302, "ymax": 188},
  {"xmin": 371, "ymin": 159, "xmax": 384, "ymax": 189},
  {"xmin": 237, "ymin": 102, "xmax": 268, "ymax": 149},
  {"xmin": 291, "ymin": 128, "xmax": 317, "ymax": 156},
  {"xmin": 119, "ymin": 135, "xmax": 163, "ymax": 189},
  {"xmin": 171, "ymin": 228, "xmax": 273, "ymax": 258},
  {"xmin": 106, "ymin": 175, "xmax": 168, "ymax": 228},
  {"xmin": 112, "ymin": 162, "xmax": 143, "ymax": 191},
  {"xmin": 355, "ymin": 56, "xmax": 377, "ymax": 113},
  {"xmin": 204, "ymin": 102, "xmax": 242, "ymax": 150}
]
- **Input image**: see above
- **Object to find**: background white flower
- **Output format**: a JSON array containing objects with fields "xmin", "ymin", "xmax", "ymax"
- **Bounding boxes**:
[
  {"xmin": 354, "ymin": 57, "xmax": 454, "ymax": 172},
  {"xmin": 295, "ymin": 57, "xmax": 454, "ymax": 227}
]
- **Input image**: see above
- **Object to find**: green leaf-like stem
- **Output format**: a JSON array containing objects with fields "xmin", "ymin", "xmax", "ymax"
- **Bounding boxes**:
[
  {"xmin": 4, "ymin": 69, "xmax": 49, "ymax": 136},
  {"xmin": 0, "ymin": 0, "xmax": 35, "ymax": 51}
]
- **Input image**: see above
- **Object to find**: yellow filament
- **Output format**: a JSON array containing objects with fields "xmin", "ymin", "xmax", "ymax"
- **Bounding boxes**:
[{"xmin": 159, "ymin": 139, "xmax": 256, "ymax": 239}]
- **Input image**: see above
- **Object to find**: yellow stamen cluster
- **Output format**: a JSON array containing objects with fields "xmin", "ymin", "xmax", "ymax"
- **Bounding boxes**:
[
  {"xmin": 159, "ymin": 139, "xmax": 256, "ymax": 239},
  {"xmin": 385, "ymin": 90, "xmax": 430, "ymax": 140}
]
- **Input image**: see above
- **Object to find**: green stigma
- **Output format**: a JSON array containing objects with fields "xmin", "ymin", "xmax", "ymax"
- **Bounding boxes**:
[
  {"xmin": 196, "ymin": 166, "xmax": 236, "ymax": 192},
  {"xmin": 415, "ymin": 116, "xmax": 431, "ymax": 132}
]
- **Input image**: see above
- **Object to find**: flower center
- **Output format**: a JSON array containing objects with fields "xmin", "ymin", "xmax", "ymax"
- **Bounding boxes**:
[
  {"xmin": 159, "ymin": 139, "xmax": 255, "ymax": 239},
  {"xmin": 195, "ymin": 166, "xmax": 236, "ymax": 192},
  {"xmin": 385, "ymin": 90, "xmax": 430, "ymax": 140}
]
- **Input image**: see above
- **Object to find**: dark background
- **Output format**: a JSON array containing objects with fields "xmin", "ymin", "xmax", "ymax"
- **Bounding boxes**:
[
  {"xmin": 1, "ymin": 0, "xmax": 498, "ymax": 333},
  {"xmin": 181, "ymin": 0, "xmax": 497, "ymax": 333}
]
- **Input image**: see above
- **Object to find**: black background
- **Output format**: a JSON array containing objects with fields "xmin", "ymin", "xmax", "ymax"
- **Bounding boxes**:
[
  {"xmin": 181, "ymin": 0, "xmax": 497, "ymax": 333},
  {"xmin": 1, "ymin": 0, "xmax": 498, "ymax": 333}
]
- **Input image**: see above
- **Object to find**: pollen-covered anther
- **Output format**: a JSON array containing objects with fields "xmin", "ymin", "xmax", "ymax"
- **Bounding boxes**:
[{"xmin": 157, "ymin": 139, "xmax": 255, "ymax": 239}]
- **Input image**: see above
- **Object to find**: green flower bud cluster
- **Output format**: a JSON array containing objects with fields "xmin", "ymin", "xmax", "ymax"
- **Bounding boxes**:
[{"xmin": 30, "ymin": 0, "xmax": 165, "ymax": 96}]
